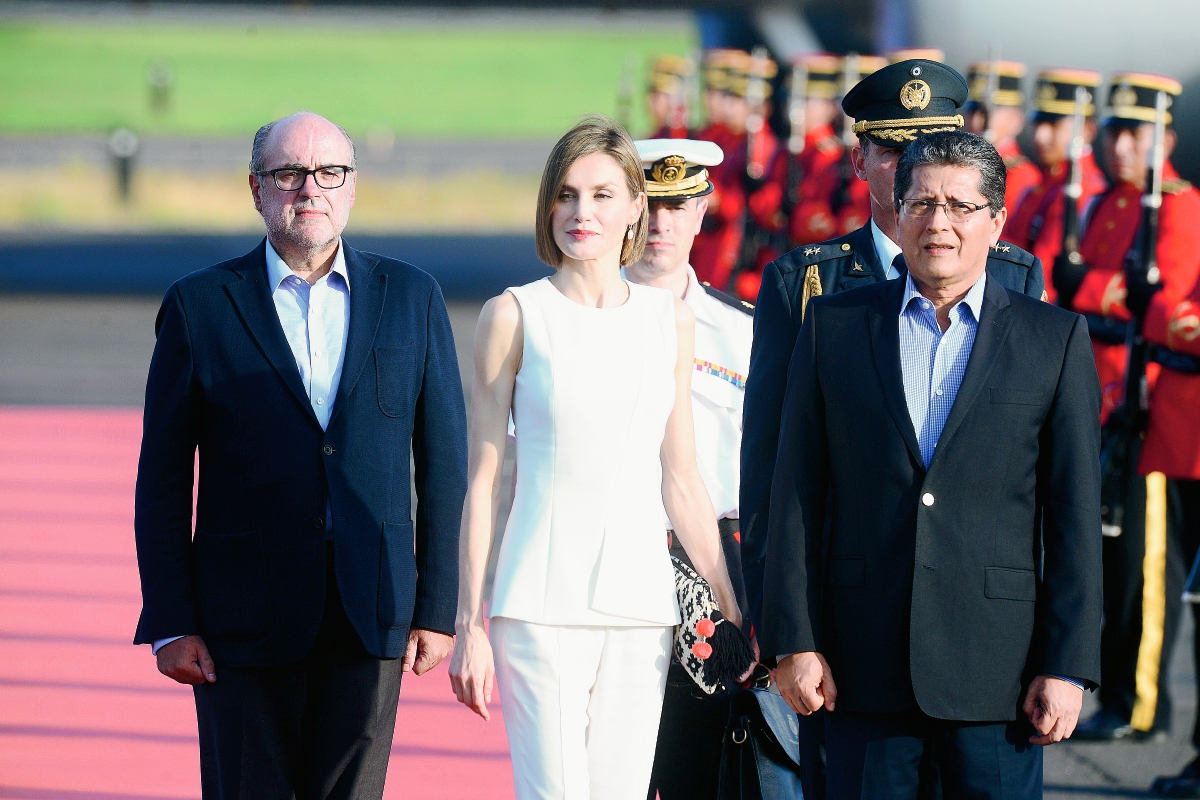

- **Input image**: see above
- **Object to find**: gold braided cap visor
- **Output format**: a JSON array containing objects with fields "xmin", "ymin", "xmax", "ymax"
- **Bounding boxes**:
[
  {"xmin": 853, "ymin": 115, "xmax": 965, "ymax": 142},
  {"xmin": 645, "ymin": 168, "xmax": 712, "ymax": 198},
  {"xmin": 1107, "ymin": 105, "xmax": 1174, "ymax": 125},
  {"xmin": 1038, "ymin": 99, "xmax": 1097, "ymax": 116}
]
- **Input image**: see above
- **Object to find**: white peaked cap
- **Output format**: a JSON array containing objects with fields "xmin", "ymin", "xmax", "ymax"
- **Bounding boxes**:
[{"xmin": 634, "ymin": 138, "xmax": 724, "ymax": 168}]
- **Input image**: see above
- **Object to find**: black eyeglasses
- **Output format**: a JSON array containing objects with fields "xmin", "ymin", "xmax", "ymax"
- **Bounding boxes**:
[
  {"xmin": 898, "ymin": 199, "xmax": 990, "ymax": 221},
  {"xmin": 256, "ymin": 166, "xmax": 354, "ymax": 191}
]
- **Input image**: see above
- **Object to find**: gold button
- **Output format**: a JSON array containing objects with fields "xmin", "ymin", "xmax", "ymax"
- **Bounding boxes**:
[
  {"xmin": 1106, "ymin": 221, "xmax": 1115, "ymax": 230},
  {"xmin": 841, "ymin": 243, "xmax": 851, "ymax": 251}
]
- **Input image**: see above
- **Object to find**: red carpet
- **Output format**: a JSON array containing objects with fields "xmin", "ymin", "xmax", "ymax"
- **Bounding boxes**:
[{"xmin": 0, "ymin": 407, "xmax": 514, "ymax": 800}]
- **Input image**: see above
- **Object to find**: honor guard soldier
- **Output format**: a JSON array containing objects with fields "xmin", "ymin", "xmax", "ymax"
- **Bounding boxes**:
[
  {"xmin": 1142, "ymin": 271, "xmax": 1200, "ymax": 795},
  {"xmin": 1006, "ymin": 68, "xmax": 1107, "ymax": 302},
  {"xmin": 1065, "ymin": 73, "xmax": 1200, "ymax": 744},
  {"xmin": 693, "ymin": 49, "xmax": 752, "ymax": 290},
  {"xmin": 647, "ymin": 55, "xmax": 695, "ymax": 140},
  {"xmin": 964, "ymin": 59, "xmax": 1041, "ymax": 219},
  {"xmin": 740, "ymin": 58, "xmax": 1048, "ymax": 640},
  {"xmin": 830, "ymin": 55, "xmax": 889, "ymax": 236},
  {"xmin": 1056, "ymin": 74, "xmax": 1200, "ymax": 423},
  {"xmin": 624, "ymin": 139, "xmax": 755, "ymax": 800},
  {"xmin": 786, "ymin": 54, "xmax": 852, "ymax": 247},
  {"xmin": 739, "ymin": 51, "xmax": 790, "ymax": 300}
]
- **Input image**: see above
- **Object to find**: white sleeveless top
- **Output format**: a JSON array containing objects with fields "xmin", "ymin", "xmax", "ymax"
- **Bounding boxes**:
[{"xmin": 488, "ymin": 277, "xmax": 682, "ymax": 627}]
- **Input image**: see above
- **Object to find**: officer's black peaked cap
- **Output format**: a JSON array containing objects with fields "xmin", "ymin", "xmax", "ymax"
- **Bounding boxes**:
[{"xmin": 842, "ymin": 59, "xmax": 968, "ymax": 148}]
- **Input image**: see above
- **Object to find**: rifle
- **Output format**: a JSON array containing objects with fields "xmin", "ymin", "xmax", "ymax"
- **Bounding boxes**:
[
  {"xmin": 1099, "ymin": 90, "xmax": 1168, "ymax": 538},
  {"xmin": 840, "ymin": 53, "xmax": 861, "ymax": 149},
  {"xmin": 830, "ymin": 54, "xmax": 861, "ymax": 219},
  {"xmin": 982, "ymin": 45, "xmax": 1001, "ymax": 142},
  {"xmin": 785, "ymin": 60, "xmax": 809, "ymax": 210},
  {"xmin": 745, "ymin": 47, "xmax": 773, "ymax": 181},
  {"xmin": 667, "ymin": 59, "xmax": 691, "ymax": 138},
  {"xmin": 1059, "ymin": 85, "xmax": 1091, "ymax": 268}
]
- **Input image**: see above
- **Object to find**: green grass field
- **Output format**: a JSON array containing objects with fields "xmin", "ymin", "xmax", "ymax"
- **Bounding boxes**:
[{"xmin": 0, "ymin": 22, "xmax": 696, "ymax": 137}]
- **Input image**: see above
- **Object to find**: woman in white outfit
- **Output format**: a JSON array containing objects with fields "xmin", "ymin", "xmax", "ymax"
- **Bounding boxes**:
[{"xmin": 449, "ymin": 115, "xmax": 744, "ymax": 799}]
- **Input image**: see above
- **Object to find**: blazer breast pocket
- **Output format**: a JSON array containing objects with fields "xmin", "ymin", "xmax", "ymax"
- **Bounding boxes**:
[{"xmin": 375, "ymin": 347, "xmax": 417, "ymax": 418}]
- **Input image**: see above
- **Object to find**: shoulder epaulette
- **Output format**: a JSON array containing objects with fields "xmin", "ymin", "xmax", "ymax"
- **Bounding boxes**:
[
  {"xmin": 988, "ymin": 240, "xmax": 1036, "ymax": 266},
  {"xmin": 795, "ymin": 240, "xmax": 855, "ymax": 265},
  {"xmin": 1003, "ymin": 154, "xmax": 1031, "ymax": 170},
  {"xmin": 701, "ymin": 282, "xmax": 754, "ymax": 315},
  {"xmin": 1163, "ymin": 178, "xmax": 1193, "ymax": 195}
]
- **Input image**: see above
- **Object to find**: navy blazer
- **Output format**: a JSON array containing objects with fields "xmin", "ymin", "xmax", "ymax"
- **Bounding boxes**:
[
  {"xmin": 133, "ymin": 240, "xmax": 467, "ymax": 667},
  {"xmin": 740, "ymin": 225, "xmax": 1046, "ymax": 633},
  {"xmin": 760, "ymin": 275, "xmax": 1102, "ymax": 720}
]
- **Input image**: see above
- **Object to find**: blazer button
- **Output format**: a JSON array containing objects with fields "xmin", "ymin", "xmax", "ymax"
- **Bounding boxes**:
[
  {"xmin": 323, "ymin": 444, "xmax": 334, "ymax": 456},
  {"xmin": 922, "ymin": 493, "xmax": 935, "ymax": 507},
  {"xmin": 314, "ymin": 518, "xmax": 325, "ymax": 530}
]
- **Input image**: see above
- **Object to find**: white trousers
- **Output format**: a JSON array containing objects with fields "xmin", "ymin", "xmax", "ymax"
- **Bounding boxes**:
[{"xmin": 491, "ymin": 617, "xmax": 672, "ymax": 800}]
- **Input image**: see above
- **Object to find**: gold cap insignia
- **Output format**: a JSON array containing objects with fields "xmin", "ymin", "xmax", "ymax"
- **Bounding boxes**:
[
  {"xmin": 1110, "ymin": 83, "xmax": 1138, "ymax": 110},
  {"xmin": 1038, "ymin": 84, "xmax": 1057, "ymax": 104},
  {"xmin": 900, "ymin": 79, "xmax": 931, "ymax": 111},
  {"xmin": 652, "ymin": 155, "xmax": 687, "ymax": 185}
]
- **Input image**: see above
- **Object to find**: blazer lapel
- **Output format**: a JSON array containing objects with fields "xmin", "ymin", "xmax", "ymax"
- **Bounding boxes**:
[
  {"xmin": 224, "ymin": 240, "xmax": 319, "ymax": 424},
  {"xmin": 329, "ymin": 245, "xmax": 386, "ymax": 425},
  {"xmin": 928, "ymin": 277, "xmax": 1013, "ymax": 469},
  {"xmin": 868, "ymin": 279, "xmax": 923, "ymax": 468}
]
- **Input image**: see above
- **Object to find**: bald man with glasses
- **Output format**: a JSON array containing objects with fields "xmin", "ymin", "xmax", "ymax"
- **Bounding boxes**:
[{"xmin": 133, "ymin": 112, "xmax": 467, "ymax": 799}]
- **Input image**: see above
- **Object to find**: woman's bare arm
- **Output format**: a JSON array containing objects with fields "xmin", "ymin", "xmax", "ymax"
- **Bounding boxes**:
[
  {"xmin": 660, "ymin": 297, "xmax": 743, "ymax": 628},
  {"xmin": 449, "ymin": 291, "xmax": 522, "ymax": 720}
]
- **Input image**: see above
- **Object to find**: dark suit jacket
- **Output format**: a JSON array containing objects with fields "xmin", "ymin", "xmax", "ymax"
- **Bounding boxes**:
[
  {"xmin": 740, "ymin": 224, "xmax": 1046, "ymax": 632},
  {"xmin": 759, "ymin": 275, "xmax": 1102, "ymax": 721},
  {"xmin": 133, "ymin": 240, "xmax": 468, "ymax": 667}
]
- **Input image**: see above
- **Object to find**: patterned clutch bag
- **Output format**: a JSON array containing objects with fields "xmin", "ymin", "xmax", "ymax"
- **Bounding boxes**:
[{"xmin": 671, "ymin": 555, "xmax": 755, "ymax": 694}]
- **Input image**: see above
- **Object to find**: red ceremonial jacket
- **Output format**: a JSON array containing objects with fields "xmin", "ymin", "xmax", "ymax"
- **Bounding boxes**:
[
  {"xmin": 1006, "ymin": 152, "xmax": 1107, "ymax": 304},
  {"xmin": 1072, "ymin": 162, "xmax": 1200, "ymax": 422}
]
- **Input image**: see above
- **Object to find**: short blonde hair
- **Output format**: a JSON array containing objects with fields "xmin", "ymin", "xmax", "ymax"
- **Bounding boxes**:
[{"xmin": 535, "ymin": 115, "xmax": 648, "ymax": 268}]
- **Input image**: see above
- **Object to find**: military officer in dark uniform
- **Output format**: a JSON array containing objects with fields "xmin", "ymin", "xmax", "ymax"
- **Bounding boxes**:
[{"xmin": 740, "ymin": 58, "xmax": 1047, "ymax": 635}]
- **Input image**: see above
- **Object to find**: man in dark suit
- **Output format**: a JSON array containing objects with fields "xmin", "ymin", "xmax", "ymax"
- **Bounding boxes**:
[
  {"xmin": 133, "ymin": 112, "xmax": 467, "ymax": 799},
  {"xmin": 740, "ymin": 59, "xmax": 1046, "ymax": 635},
  {"xmin": 761, "ymin": 130, "xmax": 1102, "ymax": 797}
]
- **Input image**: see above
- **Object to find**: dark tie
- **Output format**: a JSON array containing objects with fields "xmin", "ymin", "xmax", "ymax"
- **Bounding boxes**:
[{"xmin": 892, "ymin": 253, "xmax": 907, "ymax": 277}]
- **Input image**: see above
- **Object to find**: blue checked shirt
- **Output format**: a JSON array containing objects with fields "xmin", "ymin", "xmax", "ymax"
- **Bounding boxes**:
[{"xmin": 899, "ymin": 271, "xmax": 986, "ymax": 469}]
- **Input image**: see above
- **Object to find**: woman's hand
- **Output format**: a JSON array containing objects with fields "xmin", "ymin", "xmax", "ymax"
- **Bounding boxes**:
[
  {"xmin": 449, "ymin": 624, "xmax": 495, "ymax": 721},
  {"xmin": 713, "ymin": 580, "xmax": 743, "ymax": 631}
]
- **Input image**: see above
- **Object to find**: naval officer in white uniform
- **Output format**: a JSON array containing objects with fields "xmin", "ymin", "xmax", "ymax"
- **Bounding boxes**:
[{"xmin": 625, "ymin": 139, "xmax": 755, "ymax": 800}]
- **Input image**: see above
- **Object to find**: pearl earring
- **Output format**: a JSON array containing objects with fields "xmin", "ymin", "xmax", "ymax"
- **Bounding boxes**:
[{"xmin": 626, "ymin": 224, "xmax": 635, "ymax": 240}]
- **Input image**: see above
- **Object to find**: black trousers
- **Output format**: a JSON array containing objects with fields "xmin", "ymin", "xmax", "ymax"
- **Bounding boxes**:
[
  {"xmin": 649, "ymin": 521, "xmax": 761, "ymax": 800},
  {"xmin": 824, "ymin": 707, "xmax": 1042, "ymax": 800},
  {"xmin": 1099, "ymin": 463, "xmax": 1200, "ymax": 735},
  {"xmin": 194, "ymin": 544, "xmax": 403, "ymax": 800}
]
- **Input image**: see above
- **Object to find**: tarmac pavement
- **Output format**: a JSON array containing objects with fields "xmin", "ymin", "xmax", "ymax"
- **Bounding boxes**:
[{"xmin": 1, "ymin": 292, "xmax": 1197, "ymax": 798}]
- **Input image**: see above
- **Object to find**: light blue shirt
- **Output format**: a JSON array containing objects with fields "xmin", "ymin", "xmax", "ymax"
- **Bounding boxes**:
[
  {"xmin": 871, "ymin": 219, "xmax": 904, "ymax": 280},
  {"xmin": 898, "ymin": 271, "xmax": 985, "ymax": 469},
  {"xmin": 265, "ymin": 238, "xmax": 351, "ymax": 431}
]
